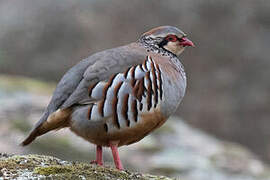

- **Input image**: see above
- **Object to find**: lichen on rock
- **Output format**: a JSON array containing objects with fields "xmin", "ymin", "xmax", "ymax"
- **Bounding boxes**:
[{"xmin": 0, "ymin": 153, "xmax": 174, "ymax": 180}]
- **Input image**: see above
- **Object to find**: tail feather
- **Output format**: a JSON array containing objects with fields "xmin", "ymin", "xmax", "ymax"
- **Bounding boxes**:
[
  {"xmin": 21, "ymin": 128, "xmax": 41, "ymax": 146},
  {"xmin": 21, "ymin": 108, "xmax": 72, "ymax": 146}
]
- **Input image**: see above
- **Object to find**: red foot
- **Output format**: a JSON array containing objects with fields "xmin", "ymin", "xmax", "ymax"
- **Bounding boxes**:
[
  {"xmin": 109, "ymin": 142, "xmax": 123, "ymax": 170},
  {"xmin": 90, "ymin": 160, "xmax": 103, "ymax": 166},
  {"xmin": 90, "ymin": 145, "xmax": 103, "ymax": 166}
]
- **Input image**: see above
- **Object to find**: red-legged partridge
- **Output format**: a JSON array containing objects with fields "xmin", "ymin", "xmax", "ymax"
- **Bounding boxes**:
[{"xmin": 22, "ymin": 26, "xmax": 194, "ymax": 170}]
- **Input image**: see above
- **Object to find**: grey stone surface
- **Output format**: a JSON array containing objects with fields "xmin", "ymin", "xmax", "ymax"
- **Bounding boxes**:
[{"xmin": 0, "ymin": 154, "xmax": 173, "ymax": 180}]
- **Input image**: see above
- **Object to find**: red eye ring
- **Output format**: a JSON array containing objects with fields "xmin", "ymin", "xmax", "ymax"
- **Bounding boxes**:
[{"xmin": 165, "ymin": 35, "xmax": 178, "ymax": 42}]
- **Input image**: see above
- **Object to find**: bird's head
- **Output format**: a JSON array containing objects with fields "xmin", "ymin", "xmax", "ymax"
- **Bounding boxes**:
[{"xmin": 140, "ymin": 26, "xmax": 194, "ymax": 56}]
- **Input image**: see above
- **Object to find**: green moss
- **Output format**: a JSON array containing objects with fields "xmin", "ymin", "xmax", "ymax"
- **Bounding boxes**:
[
  {"xmin": 0, "ymin": 155, "xmax": 61, "ymax": 170},
  {"xmin": 33, "ymin": 162, "xmax": 144, "ymax": 179},
  {"xmin": 34, "ymin": 165, "xmax": 72, "ymax": 175}
]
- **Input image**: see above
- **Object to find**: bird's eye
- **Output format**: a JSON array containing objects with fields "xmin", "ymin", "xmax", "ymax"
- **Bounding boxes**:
[{"xmin": 165, "ymin": 35, "xmax": 178, "ymax": 42}]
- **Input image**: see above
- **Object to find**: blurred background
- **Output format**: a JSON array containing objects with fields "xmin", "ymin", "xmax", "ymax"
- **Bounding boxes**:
[{"xmin": 0, "ymin": 0, "xmax": 270, "ymax": 179}]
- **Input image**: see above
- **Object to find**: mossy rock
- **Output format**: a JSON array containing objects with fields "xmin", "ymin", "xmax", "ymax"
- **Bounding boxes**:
[{"xmin": 0, "ymin": 153, "xmax": 174, "ymax": 180}]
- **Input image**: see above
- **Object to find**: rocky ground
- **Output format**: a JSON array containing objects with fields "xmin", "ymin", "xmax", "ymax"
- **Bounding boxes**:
[
  {"xmin": 0, "ymin": 153, "xmax": 172, "ymax": 180},
  {"xmin": 1, "ymin": 75, "xmax": 270, "ymax": 180}
]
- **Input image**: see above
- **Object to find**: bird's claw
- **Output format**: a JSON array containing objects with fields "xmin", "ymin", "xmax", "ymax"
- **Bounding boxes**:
[{"xmin": 90, "ymin": 160, "xmax": 103, "ymax": 166}]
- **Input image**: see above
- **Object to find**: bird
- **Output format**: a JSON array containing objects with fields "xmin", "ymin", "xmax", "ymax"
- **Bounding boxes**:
[{"xmin": 21, "ymin": 26, "xmax": 194, "ymax": 170}]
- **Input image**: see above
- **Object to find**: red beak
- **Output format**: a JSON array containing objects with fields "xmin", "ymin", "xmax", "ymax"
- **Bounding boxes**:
[{"xmin": 179, "ymin": 37, "xmax": 195, "ymax": 47}]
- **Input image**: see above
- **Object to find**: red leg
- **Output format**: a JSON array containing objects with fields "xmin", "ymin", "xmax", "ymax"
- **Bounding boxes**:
[
  {"xmin": 110, "ymin": 142, "xmax": 123, "ymax": 170},
  {"xmin": 90, "ymin": 145, "xmax": 103, "ymax": 166}
]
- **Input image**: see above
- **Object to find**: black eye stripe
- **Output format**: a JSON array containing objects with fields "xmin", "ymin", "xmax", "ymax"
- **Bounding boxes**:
[
  {"xmin": 158, "ymin": 34, "xmax": 185, "ymax": 48},
  {"xmin": 158, "ymin": 39, "xmax": 168, "ymax": 48}
]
